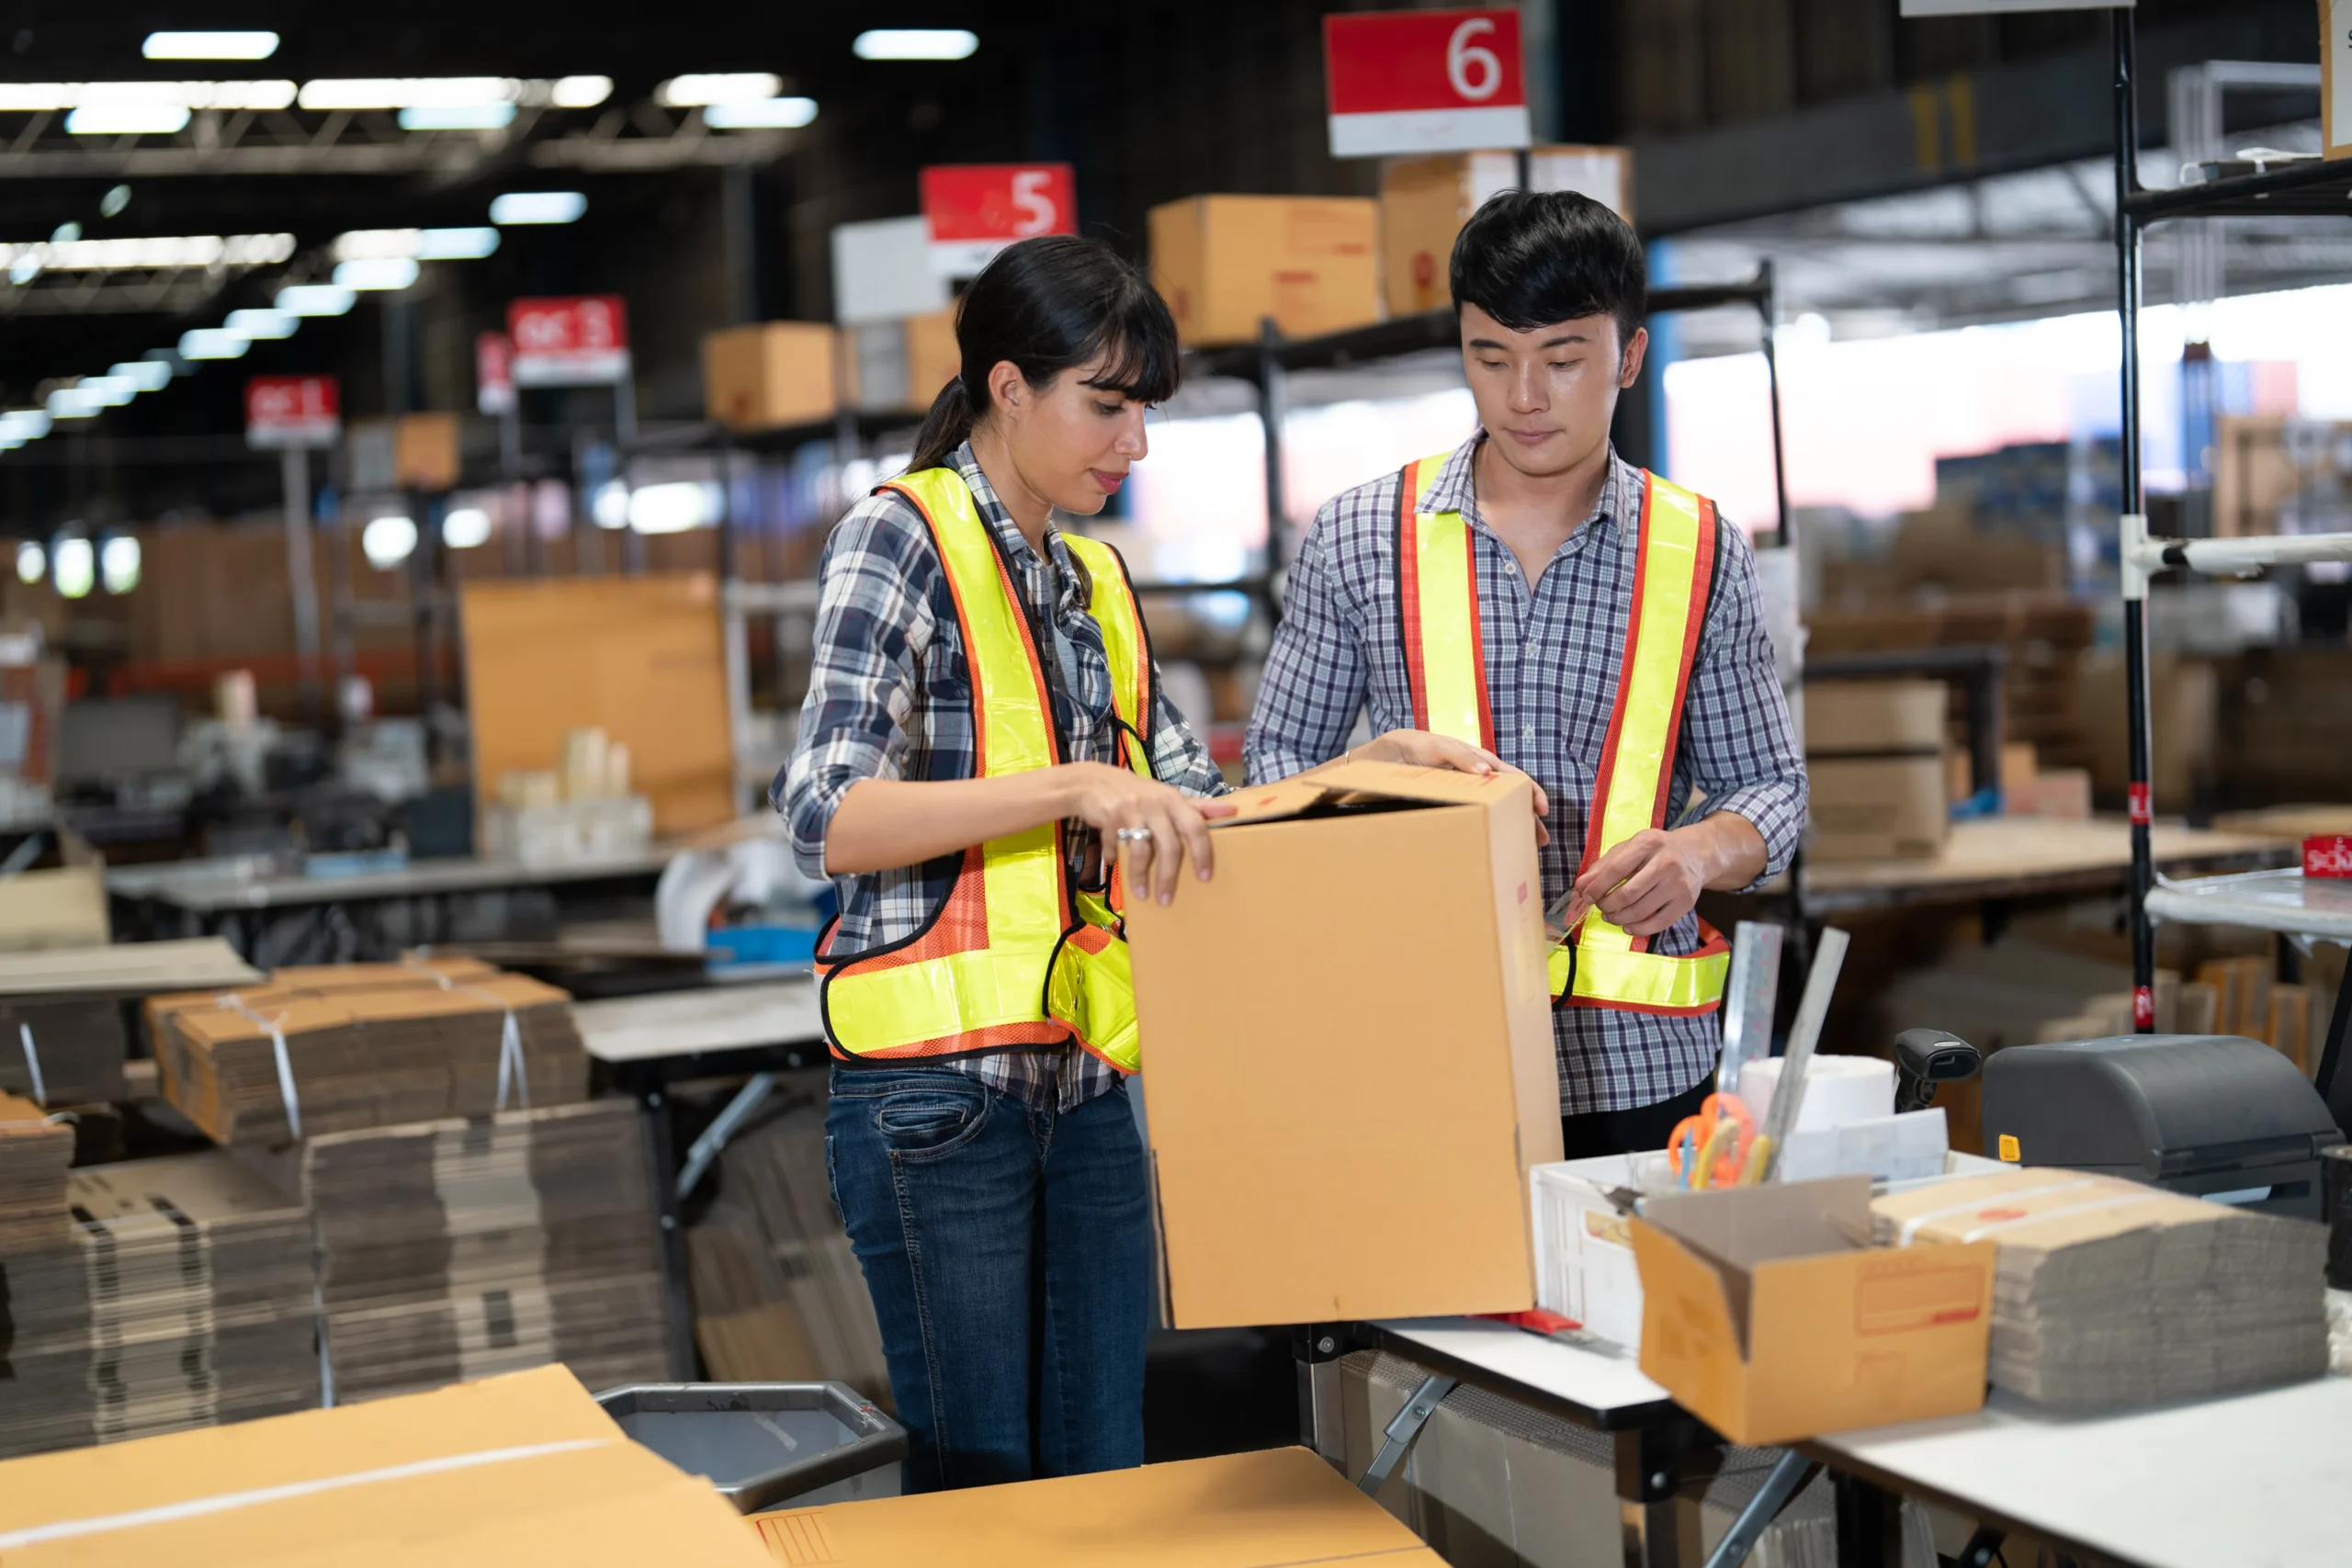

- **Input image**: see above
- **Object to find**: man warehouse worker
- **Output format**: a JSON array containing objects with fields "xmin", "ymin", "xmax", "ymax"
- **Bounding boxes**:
[{"xmin": 1245, "ymin": 191, "xmax": 1807, "ymax": 1158}]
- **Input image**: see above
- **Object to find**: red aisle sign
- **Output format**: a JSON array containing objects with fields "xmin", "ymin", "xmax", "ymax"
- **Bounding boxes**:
[
  {"xmin": 920, "ymin": 164, "xmax": 1077, "ymax": 277},
  {"xmin": 1323, "ymin": 8, "xmax": 1530, "ymax": 158},
  {"xmin": 244, "ymin": 374, "xmax": 340, "ymax": 450},
  {"xmin": 476, "ymin": 331, "xmax": 516, "ymax": 414},
  {"xmin": 507, "ymin": 296, "xmax": 630, "ymax": 387}
]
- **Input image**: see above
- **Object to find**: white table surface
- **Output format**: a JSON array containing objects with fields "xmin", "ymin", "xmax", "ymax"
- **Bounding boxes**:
[
  {"xmin": 107, "ymin": 851, "xmax": 673, "ymax": 912},
  {"xmin": 574, "ymin": 978, "xmax": 826, "ymax": 1064},
  {"xmin": 1813, "ymin": 1377, "xmax": 2352, "ymax": 1568},
  {"xmin": 1374, "ymin": 1316, "xmax": 1671, "ymax": 1419},
  {"xmin": 2147, "ymin": 866, "xmax": 2352, "ymax": 941}
]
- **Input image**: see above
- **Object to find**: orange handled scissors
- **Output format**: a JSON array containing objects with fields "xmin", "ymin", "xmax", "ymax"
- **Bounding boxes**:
[{"xmin": 1668, "ymin": 1092, "xmax": 1756, "ymax": 1189}]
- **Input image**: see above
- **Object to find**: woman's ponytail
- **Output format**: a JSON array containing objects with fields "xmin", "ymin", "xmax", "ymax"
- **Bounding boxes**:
[{"xmin": 907, "ymin": 375, "xmax": 974, "ymax": 475}]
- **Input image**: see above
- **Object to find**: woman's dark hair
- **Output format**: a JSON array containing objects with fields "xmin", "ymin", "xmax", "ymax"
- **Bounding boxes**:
[
  {"xmin": 907, "ymin": 234, "xmax": 1182, "ymax": 473},
  {"xmin": 1450, "ymin": 190, "xmax": 1645, "ymax": 351}
]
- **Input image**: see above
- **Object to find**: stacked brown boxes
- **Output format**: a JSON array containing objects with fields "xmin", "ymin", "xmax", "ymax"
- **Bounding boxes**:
[
  {"xmin": 703, "ymin": 322, "xmax": 841, "ymax": 432},
  {"xmin": 1378, "ymin": 148, "xmax": 1632, "ymax": 318},
  {"xmin": 1148, "ymin": 196, "xmax": 1380, "ymax": 345},
  {"xmin": 0, "ymin": 1088, "xmax": 71, "ymax": 1251},
  {"xmin": 0, "ymin": 1151, "xmax": 320, "ymax": 1459},
  {"xmin": 301, "ymin": 1100, "xmax": 669, "ymax": 1403},
  {"xmin": 1803, "ymin": 679, "xmax": 1950, "ymax": 862}
]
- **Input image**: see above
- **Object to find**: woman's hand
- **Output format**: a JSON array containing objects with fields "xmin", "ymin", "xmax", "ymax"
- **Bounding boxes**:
[
  {"xmin": 1347, "ymin": 729, "xmax": 1551, "ymax": 846},
  {"xmin": 1061, "ymin": 762, "xmax": 1239, "ymax": 906}
]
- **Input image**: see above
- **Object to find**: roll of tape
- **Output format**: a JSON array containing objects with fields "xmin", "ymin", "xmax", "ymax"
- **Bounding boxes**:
[{"xmin": 1741, "ymin": 1055, "xmax": 1894, "ymax": 1133}]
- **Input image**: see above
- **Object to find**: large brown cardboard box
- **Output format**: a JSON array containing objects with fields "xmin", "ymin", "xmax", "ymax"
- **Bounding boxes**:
[
  {"xmin": 1380, "ymin": 146, "xmax": 1634, "ymax": 317},
  {"xmin": 749, "ymin": 1447, "xmax": 1443, "ymax": 1567},
  {"xmin": 1149, "ymin": 195, "xmax": 1381, "ymax": 346},
  {"xmin": 704, "ymin": 321, "xmax": 840, "ymax": 431},
  {"xmin": 1804, "ymin": 679, "xmax": 1950, "ymax": 862},
  {"xmin": 1629, "ymin": 1177, "xmax": 1995, "ymax": 1445},
  {"xmin": 0, "ymin": 1365, "xmax": 773, "ymax": 1568},
  {"xmin": 846, "ymin": 310, "xmax": 962, "ymax": 415},
  {"xmin": 1125, "ymin": 760, "xmax": 1563, "ymax": 1326}
]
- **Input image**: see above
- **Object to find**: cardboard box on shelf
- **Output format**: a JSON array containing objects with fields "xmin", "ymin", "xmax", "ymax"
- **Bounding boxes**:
[
  {"xmin": 1379, "ymin": 146, "xmax": 1633, "ymax": 317},
  {"xmin": 0, "ymin": 1365, "xmax": 775, "ymax": 1568},
  {"xmin": 1804, "ymin": 679, "xmax": 1951, "ymax": 863},
  {"xmin": 703, "ymin": 321, "xmax": 840, "ymax": 432},
  {"xmin": 2010, "ymin": 768, "xmax": 2092, "ymax": 820},
  {"xmin": 747, "ymin": 1447, "xmax": 1442, "ymax": 1568},
  {"xmin": 1629, "ymin": 1176, "xmax": 1994, "ymax": 1445},
  {"xmin": 1126, "ymin": 760, "xmax": 1562, "ymax": 1327},
  {"xmin": 1804, "ymin": 679, "xmax": 1947, "ymax": 754},
  {"xmin": 1148, "ymin": 195, "xmax": 1380, "ymax": 346},
  {"xmin": 847, "ymin": 310, "xmax": 960, "ymax": 416}
]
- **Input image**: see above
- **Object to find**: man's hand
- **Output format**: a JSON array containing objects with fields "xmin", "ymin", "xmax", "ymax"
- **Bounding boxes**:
[
  {"xmin": 1561, "ymin": 814, "xmax": 1768, "ymax": 936},
  {"xmin": 1346, "ymin": 728, "xmax": 1550, "ymax": 846}
]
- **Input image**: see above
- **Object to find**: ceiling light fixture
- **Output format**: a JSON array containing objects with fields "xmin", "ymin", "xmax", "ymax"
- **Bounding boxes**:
[
  {"xmin": 178, "ymin": 328, "xmax": 252, "ymax": 360},
  {"xmin": 854, "ymin": 29, "xmax": 979, "ymax": 61},
  {"xmin": 550, "ymin": 75, "xmax": 613, "ymax": 108},
  {"xmin": 0, "ymin": 234, "xmax": 294, "ymax": 272},
  {"xmin": 224, "ymin": 308, "xmax": 298, "ymax": 340},
  {"xmin": 45, "ymin": 387, "xmax": 103, "ymax": 419},
  {"xmin": 65, "ymin": 104, "xmax": 192, "ymax": 136},
  {"xmin": 703, "ymin": 97, "xmax": 818, "ymax": 130},
  {"xmin": 0, "ymin": 81, "xmax": 295, "ymax": 112},
  {"xmin": 15, "ymin": 543, "xmax": 42, "ymax": 584},
  {"xmin": 52, "ymin": 537, "xmax": 94, "ymax": 600},
  {"xmin": 81, "ymin": 375, "xmax": 138, "ymax": 407},
  {"xmin": 398, "ymin": 103, "xmax": 516, "ymax": 131},
  {"xmin": 417, "ymin": 227, "xmax": 501, "ymax": 260},
  {"xmin": 333, "ymin": 257, "xmax": 421, "ymax": 291},
  {"xmin": 276, "ymin": 283, "xmax": 356, "ymax": 316},
  {"xmin": 489, "ymin": 191, "xmax": 586, "ymax": 226},
  {"xmin": 0, "ymin": 411, "xmax": 53, "ymax": 440},
  {"xmin": 142, "ymin": 31, "xmax": 279, "ymax": 61},
  {"xmin": 111, "ymin": 360, "xmax": 174, "ymax": 392},
  {"xmin": 300, "ymin": 77, "xmax": 521, "ymax": 111},
  {"xmin": 656, "ymin": 73, "xmax": 784, "ymax": 107}
]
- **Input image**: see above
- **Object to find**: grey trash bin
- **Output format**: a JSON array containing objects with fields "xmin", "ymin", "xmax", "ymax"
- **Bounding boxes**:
[{"xmin": 596, "ymin": 1382, "xmax": 908, "ymax": 1514}]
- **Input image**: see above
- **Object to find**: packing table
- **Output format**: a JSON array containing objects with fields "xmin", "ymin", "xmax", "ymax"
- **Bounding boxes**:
[
  {"xmin": 1307, "ymin": 1314, "xmax": 2352, "ymax": 1568},
  {"xmin": 575, "ymin": 977, "xmax": 830, "ymax": 1380},
  {"xmin": 1792, "ymin": 817, "xmax": 2290, "ymax": 918}
]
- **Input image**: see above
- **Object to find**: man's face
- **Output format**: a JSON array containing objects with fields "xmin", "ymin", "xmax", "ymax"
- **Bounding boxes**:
[{"xmin": 1458, "ymin": 302, "xmax": 1647, "ymax": 481}]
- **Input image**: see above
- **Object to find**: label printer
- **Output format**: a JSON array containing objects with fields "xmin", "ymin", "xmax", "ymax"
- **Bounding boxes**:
[{"xmin": 1982, "ymin": 1033, "xmax": 2344, "ymax": 1220}]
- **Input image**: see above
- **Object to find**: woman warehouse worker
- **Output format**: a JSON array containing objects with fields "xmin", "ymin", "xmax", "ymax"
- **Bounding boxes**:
[{"xmin": 775, "ymin": 234, "xmax": 1230, "ymax": 1492}]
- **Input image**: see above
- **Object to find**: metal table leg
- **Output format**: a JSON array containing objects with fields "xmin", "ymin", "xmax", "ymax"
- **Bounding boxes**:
[
  {"xmin": 1355, "ymin": 1374, "xmax": 1455, "ymax": 1496},
  {"xmin": 675, "ymin": 1069, "xmax": 780, "ymax": 1201},
  {"xmin": 1702, "ymin": 1450, "xmax": 1822, "ymax": 1568},
  {"xmin": 1615, "ymin": 1415, "xmax": 1724, "ymax": 1568},
  {"xmin": 1832, "ymin": 1471, "xmax": 1904, "ymax": 1568},
  {"xmin": 635, "ymin": 1076, "xmax": 699, "ymax": 1380}
]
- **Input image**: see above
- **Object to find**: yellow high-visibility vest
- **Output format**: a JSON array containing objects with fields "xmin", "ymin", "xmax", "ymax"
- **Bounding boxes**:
[
  {"xmin": 816, "ymin": 467, "xmax": 1154, "ymax": 1071},
  {"xmin": 1396, "ymin": 452, "xmax": 1730, "ymax": 1017}
]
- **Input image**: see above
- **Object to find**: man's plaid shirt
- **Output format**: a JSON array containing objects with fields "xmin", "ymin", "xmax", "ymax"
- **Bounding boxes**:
[
  {"xmin": 778, "ymin": 442, "xmax": 1225, "ymax": 1113},
  {"xmin": 1245, "ymin": 437, "xmax": 1806, "ymax": 1115}
]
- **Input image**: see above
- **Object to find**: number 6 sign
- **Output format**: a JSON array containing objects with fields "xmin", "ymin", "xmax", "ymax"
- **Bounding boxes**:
[{"xmin": 1324, "ymin": 7, "xmax": 1531, "ymax": 158}]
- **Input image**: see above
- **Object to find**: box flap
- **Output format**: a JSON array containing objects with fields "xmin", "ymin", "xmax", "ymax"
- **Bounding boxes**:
[{"xmin": 1642, "ymin": 1176, "xmax": 1872, "ymax": 1270}]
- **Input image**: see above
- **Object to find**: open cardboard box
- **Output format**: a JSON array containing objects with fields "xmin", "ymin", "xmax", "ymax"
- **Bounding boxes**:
[
  {"xmin": 1629, "ymin": 1176, "xmax": 1994, "ymax": 1445},
  {"xmin": 1126, "ymin": 760, "xmax": 1562, "ymax": 1327}
]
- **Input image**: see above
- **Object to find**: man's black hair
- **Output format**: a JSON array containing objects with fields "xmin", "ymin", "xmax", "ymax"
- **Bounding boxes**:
[{"xmin": 1449, "ymin": 189, "xmax": 1645, "ymax": 350}]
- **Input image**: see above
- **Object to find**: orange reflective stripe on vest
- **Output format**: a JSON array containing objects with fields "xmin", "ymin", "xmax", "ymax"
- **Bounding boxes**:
[
  {"xmin": 816, "ymin": 468, "xmax": 1155, "ymax": 1070},
  {"xmin": 1396, "ymin": 453, "xmax": 1729, "ymax": 1017}
]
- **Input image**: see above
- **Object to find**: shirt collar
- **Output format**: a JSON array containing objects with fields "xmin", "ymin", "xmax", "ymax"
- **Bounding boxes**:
[{"xmin": 1418, "ymin": 432, "xmax": 1637, "ymax": 539}]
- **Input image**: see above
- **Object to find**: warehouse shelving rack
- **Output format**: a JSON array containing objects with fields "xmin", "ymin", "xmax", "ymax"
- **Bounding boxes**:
[{"xmin": 2107, "ymin": 12, "xmax": 2352, "ymax": 1103}]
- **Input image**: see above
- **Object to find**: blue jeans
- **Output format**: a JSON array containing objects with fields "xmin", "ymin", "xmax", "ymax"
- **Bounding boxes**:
[{"xmin": 824, "ymin": 1066, "xmax": 1152, "ymax": 1492}]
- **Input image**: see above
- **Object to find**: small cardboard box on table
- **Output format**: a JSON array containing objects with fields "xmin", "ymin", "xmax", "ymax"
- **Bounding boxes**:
[{"xmin": 1126, "ymin": 760, "xmax": 1563, "ymax": 1327}]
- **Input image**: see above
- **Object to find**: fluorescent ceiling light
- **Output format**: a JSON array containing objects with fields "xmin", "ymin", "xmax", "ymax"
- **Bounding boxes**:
[
  {"xmin": 142, "ymin": 349, "xmax": 190, "ymax": 378},
  {"xmin": 100, "ymin": 536, "xmax": 141, "ymax": 594},
  {"xmin": 81, "ymin": 375, "xmax": 138, "ymax": 407},
  {"xmin": 224, "ymin": 308, "xmax": 298, "ymax": 340},
  {"xmin": 489, "ymin": 191, "xmax": 586, "ymax": 226},
  {"xmin": 53, "ymin": 537, "xmax": 94, "ymax": 599},
  {"xmin": 361, "ymin": 514, "xmax": 417, "ymax": 570},
  {"xmin": 418, "ymin": 227, "xmax": 500, "ymax": 260},
  {"xmin": 399, "ymin": 103, "xmax": 516, "ymax": 131},
  {"xmin": 854, "ymin": 29, "xmax": 979, "ymax": 61},
  {"xmin": 442, "ymin": 507, "xmax": 492, "ymax": 549},
  {"xmin": 550, "ymin": 75, "xmax": 613, "ymax": 108},
  {"xmin": 66, "ymin": 105, "xmax": 192, "ymax": 136},
  {"xmin": 46, "ymin": 387, "xmax": 104, "ymax": 419},
  {"xmin": 277, "ymin": 283, "xmax": 357, "ymax": 315},
  {"xmin": 143, "ymin": 31, "xmax": 279, "ymax": 60},
  {"xmin": 0, "ymin": 234, "xmax": 293, "ymax": 272},
  {"xmin": 0, "ymin": 81, "xmax": 295, "ymax": 111},
  {"xmin": 334, "ymin": 257, "xmax": 420, "ymax": 291},
  {"xmin": 111, "ymin": 360, "xmax": 174, "ymax": 392},
  {"xmin": 0, "ymin": 410, "xmax": 53, "ymax": 440},
  {"xmin": 657, "ymin": 73, "xmax": 783, "ymax": 107},
  {"xmin": 15, "ymin": 543, "xmax": 42, "ymax": 584},
  {"xmin": 178, "ymin": 328, "xmax": 252, "ymax": 360},
  {"xmin": 704, "ymin": 97, "xmax": 817, "ymax": 130},
  {"xmin": 337, "ymin": 224, "xmax": 507, "ymax": 264},
  {"xmin": 300, "ymin": 77, "xmax": 521, "ymax": 110}
]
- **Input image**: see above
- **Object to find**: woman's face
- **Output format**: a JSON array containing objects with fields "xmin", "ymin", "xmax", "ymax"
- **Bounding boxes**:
[{"xmin": 991, "ymin": 353, "xmax": 1149, "ymax": 517}]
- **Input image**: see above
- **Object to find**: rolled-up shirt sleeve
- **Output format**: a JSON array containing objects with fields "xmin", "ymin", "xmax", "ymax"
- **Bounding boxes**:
[
  {"xmin": 1683, "ymin": 520, "xmax": 1807, "ymax": 887},
  {"xmin": 775, "ymin": 496, "xmax": 937, "ymax": 883},
  {"xmin": 1243, "ymin": 502, "xmax": 1366, "ymax": 785}
]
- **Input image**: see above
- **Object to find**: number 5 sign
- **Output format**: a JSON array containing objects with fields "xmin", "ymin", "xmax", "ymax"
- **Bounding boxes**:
[
  {"xmin": 1324, "ymin": 8, "xmax": 1530, "ymax": 158},
  {"xmin": 921, "ymin": 164, "xmax": 1078, "ymax": 278}
]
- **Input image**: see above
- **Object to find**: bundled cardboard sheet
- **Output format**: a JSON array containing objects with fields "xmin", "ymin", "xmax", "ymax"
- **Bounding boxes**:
[
  {"xmin": 687, "ymin": 1091, "xmax": 889, "ymax": 1398},
  {"xmin": 302, "ymin": 1099, "xmax": 667, "ymax": 1402},
  {"xmin": 1871, "ymin": 1168, "xmax": 2328, "ymax": 1410},
  {"xmin": 0, "ymin": 937, "xmax": 258, "ymax": 1108},
  {"xmin": 0, "ymin": 1364, "xmax": 775, "ymax": 1568},
  {"xmin": 0, "ymin": 1151, "xmax": 319, "ymax": 1459},
  {"xmin": 0, "ymin": 1087, "xmax": 72, "ymax": 1252},
  {"xmin": 148, "ymin": 960, "xmax": 588, "ymax": 1145}
]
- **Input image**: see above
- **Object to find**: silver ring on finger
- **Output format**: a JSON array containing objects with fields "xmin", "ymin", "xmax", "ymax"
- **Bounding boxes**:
[{"xmin": 1115, "ymin": 826, "xmax": 1155, "ymax": 844}]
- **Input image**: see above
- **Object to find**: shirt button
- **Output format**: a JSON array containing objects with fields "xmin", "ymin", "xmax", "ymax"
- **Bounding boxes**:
[{"xmin": 1521, "ymin": 724, "xmax": 1535, "ymax": 742}]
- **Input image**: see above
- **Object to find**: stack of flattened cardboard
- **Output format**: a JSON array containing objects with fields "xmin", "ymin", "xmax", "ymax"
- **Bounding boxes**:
[
  {"xmin": 147, "ymin": 961, "xmax": 588, "ymax": 1145},
  {"xmin": 301, "ymin": 1099, "xmax": 668, "ymax": 1403},
  {"xmin": 0, "ymin": 1151, "xmax": 319, "ymax": 1460},
  {"xmin": 0, "ymin": 1088, "xmax": 72, "ymax": 1252},
  {"xmin": 0, "ymin": 1365, "xmax": 776, "ymax": 1568},
  {"xmin": 0, "ymin": 938, "xmax": 259, "ymax": 1108},
  {"xmin": 687, "ymin": 1091, "xmax": 888, "ymax": 1397},
  {"xmin": 1871, "ymin": 1168, "xmax": 2328, "ymax": 1410}
]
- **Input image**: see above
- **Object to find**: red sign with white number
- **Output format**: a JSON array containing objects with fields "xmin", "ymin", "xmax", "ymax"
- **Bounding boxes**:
[
  {"xmin": 506, "ymin": 296, "xmax": 630, "ymax": 387},
  {"xmin": 1323, "ymin": 8, "xmax": 1530, "ymax": 157},
  {"xmin": 244, "ymin": 374, "xmax": 340, "ymax": 449},
  {"xmin": 921, "ymin": 164, "xmax": 1077, "ymax": 277},
  {"xmin": 476, "ymin": 331, "xmax": 516, "ymax": 414}
]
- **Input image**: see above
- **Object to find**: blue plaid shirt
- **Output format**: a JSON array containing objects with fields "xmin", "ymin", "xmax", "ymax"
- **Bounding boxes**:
[
  {"xmin": 778, "ymin": 443, "xmax": 1226, "ymax": 1111},
  {"xmin": 1246, "ymin": 438, "xmax": 1806, "ymax": 1115}
]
